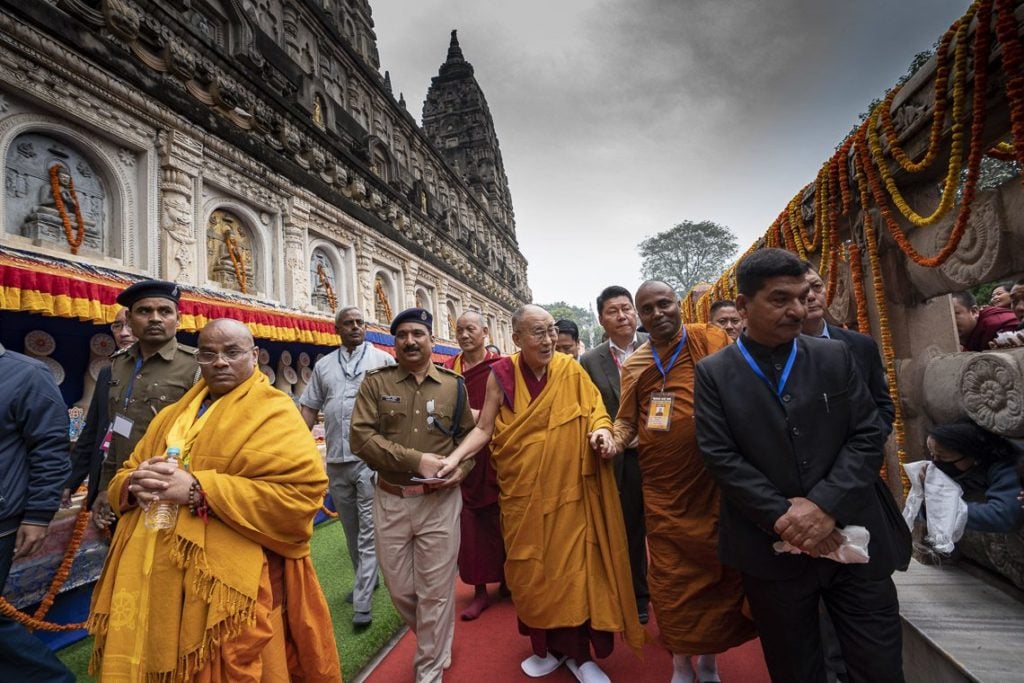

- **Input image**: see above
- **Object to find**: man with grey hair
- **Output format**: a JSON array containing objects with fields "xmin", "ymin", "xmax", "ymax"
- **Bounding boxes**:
[{"xmin": 300, "ymin": 306, "xmax": 394, "ymax": 627}]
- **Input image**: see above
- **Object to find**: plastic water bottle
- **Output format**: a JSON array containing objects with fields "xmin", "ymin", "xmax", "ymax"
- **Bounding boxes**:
[{"xmin": 144, "ymin": 446, "xmax": 180, "ymax": 530}]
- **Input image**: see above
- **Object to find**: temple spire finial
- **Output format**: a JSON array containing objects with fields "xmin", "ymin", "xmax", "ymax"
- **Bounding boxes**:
[{"xmin": 446, "ymin": 29, "xmax": 464, "ymax": 63}]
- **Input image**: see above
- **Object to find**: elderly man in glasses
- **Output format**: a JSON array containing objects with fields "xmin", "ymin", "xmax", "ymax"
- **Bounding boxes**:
[
  {"xmin": 88, "ymin": 318, "xmax": 340, "ymax": 682},
  {"xmin": 439, "ymin": 304, "xmax": 645, "ymax": 683}
]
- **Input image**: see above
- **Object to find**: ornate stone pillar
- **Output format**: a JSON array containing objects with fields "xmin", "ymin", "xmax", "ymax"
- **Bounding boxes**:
[
  {"xmin": 158, "ymin": 130, "xmax": 202, "ymax": 283},
  {"xmin": 355, "ymin": 237, "xmax": 375, "ymax": 322},
  {"xmin": 282, "ymin": 200, "xmax": 310, "ymax": 309},
  {"xmin": 403, "ymin": 261, "xmax": 419, "ymax": 312}
]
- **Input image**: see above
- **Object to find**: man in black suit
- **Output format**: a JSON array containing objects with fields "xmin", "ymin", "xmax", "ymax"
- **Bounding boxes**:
[
  {"xmin": 580, "ymin": 285, "xmax": 650, "ymax": 623},
  {"xmin": 694, "ymin": 249, "xmax": 908, "ymax": 683},
  {"xmin": 802, "ymin": 264, "xmax": 894, "ymax": 436},
  {"xmin": 62, "ymin": 308, "xmax": 136, "ymax": 524}
]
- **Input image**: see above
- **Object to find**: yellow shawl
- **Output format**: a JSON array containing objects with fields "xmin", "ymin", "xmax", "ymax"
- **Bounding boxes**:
[
  {"xmin": 491, "ymin": 352, "xmax": 646, "ymax": 655},
  {"xmin": 88, "ymin": 370, "xmax": 336, "ymax": 682}
]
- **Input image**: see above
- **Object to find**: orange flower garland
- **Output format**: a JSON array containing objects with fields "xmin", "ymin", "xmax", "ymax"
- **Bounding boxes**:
[
  {"xmin": 878, "ymin": 11, "xmax": 965, "ymax": 174},
  {"xmin": 994, "ymin": 0, "xmax": 1024, "ymax": 172},
  {"xmin": 316, "ymin": 262, "xmax": 337, "ymax": 312},
  {"xmin": 0, "ymin": 505, "xmax": 90, "ymax": 632},
  {"xmin": 48, "ymin": 165, "xmax": 87, "ymax": 255},
  {"xmin": 847, "ymin": 240, "xmax": 871, "ymax": 334},
  {"xmin": 375, "ymin": 280, "xmax": 393, "ymax": 322},
  {"xmin": 225, "ymin": 233, "xmax": 248, "ymax": 294}
]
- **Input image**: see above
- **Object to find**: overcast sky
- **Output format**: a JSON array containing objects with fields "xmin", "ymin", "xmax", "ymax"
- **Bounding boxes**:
[{"xmin": 372, "ymin": 0, "xmax": 969, "ymax": 311}]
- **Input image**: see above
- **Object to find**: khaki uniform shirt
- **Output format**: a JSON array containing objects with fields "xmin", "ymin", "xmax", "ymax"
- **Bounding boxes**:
[
  {"xmin": 99, "ymin": 337, "xmax": 199, "ymax": 488},
  {"xmin": 350, "ymin": 363, "xmax": 476, "ymax": 486}
]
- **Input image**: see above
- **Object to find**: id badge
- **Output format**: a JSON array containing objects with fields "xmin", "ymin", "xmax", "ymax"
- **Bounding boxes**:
[
  {"xmin": 646, "ymin": 392, "xmax": 674, "ymax": 432},
  {"xmin": 100, "ymin": 424, "xmax": 114, "ymax": 454},
  {"xmin": 112, "ymin": 413, "xmax": 134, "ymax": 438}
]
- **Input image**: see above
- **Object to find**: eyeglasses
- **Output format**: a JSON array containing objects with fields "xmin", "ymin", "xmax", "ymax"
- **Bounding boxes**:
[
  {"xmin": 196, "ymin": 347, "xmax": 254, "ymax": 364},
  {"xmin": 524, "ymin": 325, "xmax": 559, "ymax": 342}
]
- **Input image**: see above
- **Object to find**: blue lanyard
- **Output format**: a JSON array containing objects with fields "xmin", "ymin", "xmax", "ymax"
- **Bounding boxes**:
[
  {"xmin": 735, "ymin": 337, "xmax": 797, "ymax": 400},
  {"xmin": 122, "ymin": 356, "xmax": 145, "ymax": 409},
  {"xmin": 652, "ymin": 327, "xmax": 687, "ymax": 388}
]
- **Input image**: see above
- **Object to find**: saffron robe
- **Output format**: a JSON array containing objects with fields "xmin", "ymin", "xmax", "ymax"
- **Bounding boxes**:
[
  {"xmin": 490, "ymin": 352, "xmax": 646, "ymax": 656},
  {"xmin": 615, "ymin": 324, "xmax": 756, "ymax": 654},
  {"xmin": 444, "ymin": 351, "xmax": 506, "ymax": 584},
  {"xmin": 88, "ymin": 370, "xmax": 340, "ymax": 682}
]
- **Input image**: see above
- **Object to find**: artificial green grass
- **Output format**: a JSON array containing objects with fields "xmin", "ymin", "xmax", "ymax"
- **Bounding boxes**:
[{"xmin": 57, "ymin": 518, "xmax": 403, "ymax": 682}]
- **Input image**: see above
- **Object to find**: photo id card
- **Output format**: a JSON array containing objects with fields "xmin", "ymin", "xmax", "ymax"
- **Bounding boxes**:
[
  {"xmin": 112, "ymin": 413, "xmax": 134, "ymax": 438},
  {"xmin": 646, "ymin": 392, "xmax": 674, "ymax": 432}
]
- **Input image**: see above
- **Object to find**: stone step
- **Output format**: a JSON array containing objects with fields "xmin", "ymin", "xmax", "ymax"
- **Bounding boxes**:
[{"xmin": 895, "ymin": 559, "xmax": 1024, "ymax": 682}]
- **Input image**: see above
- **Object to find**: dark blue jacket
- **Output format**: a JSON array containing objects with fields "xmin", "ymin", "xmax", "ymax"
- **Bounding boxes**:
[
  {"xmin": 0, "ymin": 344, "xmax": 70, "ymax": 536},
  {"xmin": 66, "ymin": 365, "xmax": 112, "ymax": 507}
]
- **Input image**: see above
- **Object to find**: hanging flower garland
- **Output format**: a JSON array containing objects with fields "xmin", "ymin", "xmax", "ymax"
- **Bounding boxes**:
[
  {"xmin": 878, "ymin": 11, "xmax": 965, "ymax": 174},
  {"xmin": 316, "ymin": 262, "xmax": 337, "ymax": 312},
  {"xmin": 224, "ymin": 233, "xmax": 248, "ymax": 294},
  {"xmin": 855, "ymin": 155, "xmax": 911, "ymax": 493},
  {"xmin": 0, "ymin": 506, "xmax": 90, "ymax": 632},
  {"xmin": 375, "ymin": 280, "xmax": 393, "ymax": 322},
  {"xmin": 994, "ymin": 0, "xmax": 1024, "ymax": 172},
  {"xmin": 855, "ymin": 0, "xmax": 992, "ymax": 269},
  {"xmin": 868, "ymin": 12, "xmax": 969, "ymax": 228},
  {"xmin": 48, "ymin": 165, "xmax": 87, "ymax": 255},
  {"xmin": 787, "ymin": 191, "xmax": 811, "ymax": 259},
  {"xmin": 847, "ymin": 239, "xmax": 871, "ymax": 334}
]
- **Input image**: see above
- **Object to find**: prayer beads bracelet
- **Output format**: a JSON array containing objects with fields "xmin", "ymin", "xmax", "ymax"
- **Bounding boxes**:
[{"xmin": 187, "ymin": 476, "xmax": 210, "ymax": 523}]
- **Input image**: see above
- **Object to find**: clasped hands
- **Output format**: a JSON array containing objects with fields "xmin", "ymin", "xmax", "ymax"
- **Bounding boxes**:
[
  {"xmin": 774, "ymin": 497, "xmax": 842, "ymax": 557},
  {"xmin": 588, "ymin": 428, "xmax": 617, "ymax": 460},
  {"xmin": 420, "ymin": 452, "xmax": 466, "ymax": 489},
  {"xmin": 127, "ymin": 456, "xmax": 194, "ymax": 508}
]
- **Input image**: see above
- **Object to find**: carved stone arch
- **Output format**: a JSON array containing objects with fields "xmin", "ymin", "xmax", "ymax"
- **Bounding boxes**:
[
  {"xmin": 308, "ymin": 237, "xmax": 346, "ymax": 312},
  {"xmin": 201, "ymin": 199, "xmax": 268, "ymax": 296},
  {"xmin": 414, "ymin": 284, "xmax": 433, "ymax": 314},
  {"xmin": 445, "ymin": 300, "xmax": 459, "ymax": 339},
  {"xmin": 372, "ymin": 268, "xmax": 398, "ymax": 324},
  {"xmin": 366, "ymin": 136, "xmax": 396, "ymax": 183},
  {"xmin": 0, "ymin": 115, "xmax": 135, "ymax": 264}
]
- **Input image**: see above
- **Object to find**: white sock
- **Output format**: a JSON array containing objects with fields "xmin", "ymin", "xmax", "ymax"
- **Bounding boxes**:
[
  {"xmin": 696, "ymin": 654, "xmax": 720, "ymax": 682},
  {"xmin": 671, "ymin": 653, "xmax": 694, "ymax": 683}
]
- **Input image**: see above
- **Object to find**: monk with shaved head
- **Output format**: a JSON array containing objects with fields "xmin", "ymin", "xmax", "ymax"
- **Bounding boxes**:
[
  {"xmin": 440, "ymin": 304, "xmax": 645, "ymax": 682},
  {"xmin": 88, "ymin": 318, "xmax": 341, "ymax": 682}
]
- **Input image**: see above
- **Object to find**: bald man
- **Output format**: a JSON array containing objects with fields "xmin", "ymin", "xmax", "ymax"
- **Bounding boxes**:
[
  {"xmin": 441, "ymin": 304, "xmax": 644, "ymax": 682},
  {"xmin": 89, "ymin": 319, "xmax": 340, "ymax": 681}
]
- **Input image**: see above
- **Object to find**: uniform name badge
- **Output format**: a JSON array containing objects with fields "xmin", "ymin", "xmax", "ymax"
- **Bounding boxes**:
[
  {"xmin": 112, "ymin": 413, "xmax": 134, "ymax": 438},
  {"xmin": 646, "ymin": 392, "xmax": 673, "ymax": 432}
]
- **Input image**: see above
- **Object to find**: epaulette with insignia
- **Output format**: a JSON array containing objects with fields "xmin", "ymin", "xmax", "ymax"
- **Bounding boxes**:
[
  {"xmin": 178, "ymin": 343, "xmax": 198, "ymax": 355},
  {"xmin": 366, "ymin": 365, "xmax": 394, "ymax": 376},
  {"xmin": 109, "ymin": 346, "xmax": 131, "ymax": 359},
  {"xmin": 436, "ymin": 365, "xmax": 461, "ymax": 378}
]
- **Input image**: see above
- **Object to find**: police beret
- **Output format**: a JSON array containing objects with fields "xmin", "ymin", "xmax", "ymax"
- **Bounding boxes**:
[
  {"xmin": 116, "ymin": 280, "xmax": 181, "ymax": 308},
  {"xmin": 390, "ymin": 307, "xmax": 433, "ymax": 335}
]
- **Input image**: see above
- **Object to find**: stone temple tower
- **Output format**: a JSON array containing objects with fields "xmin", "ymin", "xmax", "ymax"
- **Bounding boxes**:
[{"xmin": 422, "ymin": 30, "xmax": 516, "ymax": 239}]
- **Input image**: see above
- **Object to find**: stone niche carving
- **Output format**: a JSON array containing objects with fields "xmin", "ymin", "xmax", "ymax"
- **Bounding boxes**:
[
  {"xmin": 207, "ymin": 209, "xmax": 256, "ymax": 293},
  {"xmin": 309, "ymin": 247, "xmax": 337, "ymax": 313},
  {"xmin": 5, "ymin": 133, "xmax": 109, "ymax": 255}
]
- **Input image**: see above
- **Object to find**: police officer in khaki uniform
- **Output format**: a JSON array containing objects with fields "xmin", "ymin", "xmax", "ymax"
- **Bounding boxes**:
[
  {"xmin": 350, "ymin": 307, "xmax": 476, "ymax": 683},
  {"xmin": 92, "ymin": 280, "xmax": 199, "ymax": 527}
]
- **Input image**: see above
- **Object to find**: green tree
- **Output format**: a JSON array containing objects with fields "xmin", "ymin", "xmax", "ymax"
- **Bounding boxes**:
[
  {"xmin": 537, "ymin": 301, "xmax": 602, "ymax": 348},
  {"xmin": 638, "ymin": 220, "xmax": 738, "ymax": 294}
]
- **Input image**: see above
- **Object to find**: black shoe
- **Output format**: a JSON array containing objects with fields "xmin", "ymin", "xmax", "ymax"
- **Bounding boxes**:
[
  {"xmin": 353, "ymin": 611, "xmax": 372, "ymax": 627},
  {"xmin": 637, "ymin": 604, "xmax": 649, "ymax": 625}
]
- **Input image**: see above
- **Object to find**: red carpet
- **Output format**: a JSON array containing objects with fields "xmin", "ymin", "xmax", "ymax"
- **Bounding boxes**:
[{"xmin": 365, "ymin": 580, "xmax": 771, "ymax": 682}]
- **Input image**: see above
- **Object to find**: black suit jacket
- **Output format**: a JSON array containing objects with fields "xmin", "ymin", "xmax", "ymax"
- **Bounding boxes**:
[
  {"xmin": 66, "ymin": 365, "xmax": 111, "ymax": 507},
  {"xmin": 824, "ymin": 323, "xmax": 895, "ymax": 437},
  {"xmin": 694, "ymin": 335, "xmax": 907, "ymax": 581},
  {"xmin": 579, "ymin": 333, "xmax": 648, "ymax": 419}
]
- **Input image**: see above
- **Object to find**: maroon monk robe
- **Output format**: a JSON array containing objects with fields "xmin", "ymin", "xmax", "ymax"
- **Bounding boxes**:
[{"xmin": 445, "ymin": 351, "xmax": 505, "ymax": 584}]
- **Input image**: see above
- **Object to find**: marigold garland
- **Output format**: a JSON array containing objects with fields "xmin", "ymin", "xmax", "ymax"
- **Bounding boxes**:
[
  {"xmin": 0, "ymin": 506, "xmax": 90, "ymax": 632},
  {"xmin": 224, "ymin": 233, "xmax": 248, "ymax": 294},
  {"xmin": 994, "ymin": 0, "xmax": 1024, "ymax": 173},
  {"xmin": 856, "ymin": 0, "xmax": 992, "ymax": 269},
  {"xmin": 316, "ymin": 263, "xmax": 337, "ymax": 312},
  {"xmin": 878, "ymin": 11, "xmax": 965, "ymax": 174},
  {"xmin": 855, "ymin": 160, "xmax": 911, "ymax": 493},
  {"xmin": 321, "ymin": 505, "xmax": 338, "ymax": 518},
  {"xmin": 48, "ymin": 165, "xmax": 87, "ymax": 255},
  {"xmin": 375, "ymin": 280, "xmax": 393, "ymax": 322},
  {"xmin": 847, "ymin": 240, "xmax": 871, "ymax": 334},
  {"xmin": 869, "ymin": 11, "xmax": 969, "ymax": 228}
]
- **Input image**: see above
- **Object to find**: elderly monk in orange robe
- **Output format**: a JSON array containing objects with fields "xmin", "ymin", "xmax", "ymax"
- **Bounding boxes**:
[
  {"xmin": 607, "ymin": 282, "xmax": 755, "ymax": 683},
  {"xmin": 439, "ymin": 304, "xmax": 645, "ymax": 683},
  {"xmin": 88, "ymin": 319, "xmax": 340, "ymax": 682},
  {"xmin": 443, "ymin": 310, "xmax": 506, "ymax": 621}
]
